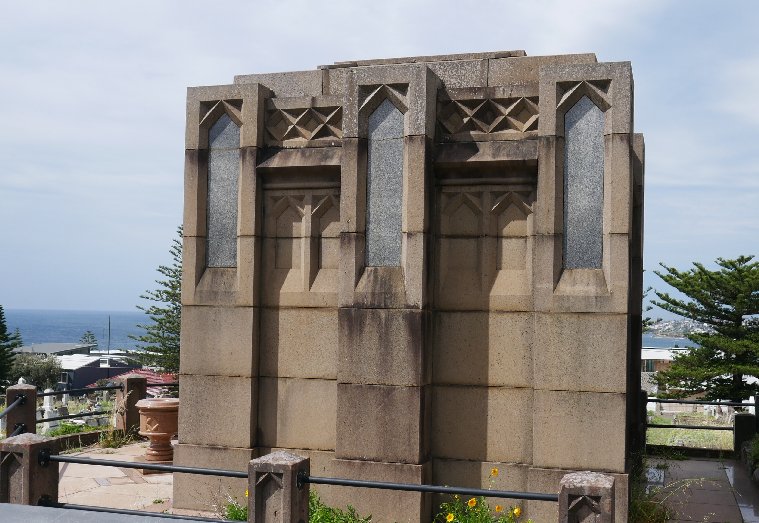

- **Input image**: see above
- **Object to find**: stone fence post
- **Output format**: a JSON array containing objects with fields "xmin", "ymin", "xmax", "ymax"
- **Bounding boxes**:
[
  {"xmin": 558, "ymin": 471, "xmax": 615, "ymax": 523},
  {"xmin": 4, "ymin": 384, "xmax": 37, "ymax": 436},
  {"xmin": 115, "ymin": 374, "xmax": 147, "ymax": 434},
  {"xmin": 734, "ymin": 413, "xmax": 756, "ymax": 456},
  {"xmin": 248, "ymin": 451, "xmax": 309, "ymax": 523},
  {"xmin": 0, "ymin": 433, "xmax": 58, "ymax": 505}
]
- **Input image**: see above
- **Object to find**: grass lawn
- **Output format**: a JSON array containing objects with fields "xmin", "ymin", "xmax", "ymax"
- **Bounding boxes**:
[{"xmin": 646, "ymin": 413, "xmax": 733, "ymax": 451}]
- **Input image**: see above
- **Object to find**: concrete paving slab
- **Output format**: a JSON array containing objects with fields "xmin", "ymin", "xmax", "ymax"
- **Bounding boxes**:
[
  {"xmin": 145, "ymin": 474, "xmax": 174, "ymax": 485},
  {"xmin": 660, "ymin": 458, "xmax": 753, "ymax": 523},
  {"xmin": 726, "ymin": 461, "xmax": 759, "ymax": 523},
  {"xmin": 0, "ymin": 503, "xmax": 190, "ymax": 522},
  {"xmin": 58, "ymin": 477, "xmax": 100, "ymax": 496},
  {"xmin": 60, "ymin": 461, "xmax": 126, "ymax": 478},
  {"xmin": 52, "ymin": 441, "xmax": 221, "ymax": 518}
]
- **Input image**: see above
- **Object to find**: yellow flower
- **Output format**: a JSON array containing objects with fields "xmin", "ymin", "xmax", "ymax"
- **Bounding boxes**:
[
  {"xmin": 454, "ymin": 494, "xmax": 459, "ymax": 500},
  {"xmin": 245, "ymin": 489, "xmax": 248, "ymax": 498},
  {"xmin": 495, "ymin": 505, "xmax": 503, "ymax": 513},
  {"xmin": 446, "ymin": 514, "xmax": 454, "ymax": 522},
  {"xmin": 490, "ymin": 467, "xmax": 499, "ymax": 477},
  {"xmin": 513, "ymin": 506, "xmax": 522, "ymax": 517},
  {"xmin": 467, "ymin": 498, "xmax": 477, "ymax": 508}
]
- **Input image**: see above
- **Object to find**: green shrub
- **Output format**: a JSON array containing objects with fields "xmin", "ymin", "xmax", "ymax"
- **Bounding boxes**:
[
  {"xmin": 221, "ymin": 490, "xmax": 370, "ymax": 522},
  {"xmin": 434, "ymin": 468, "xmax": 529, "ymax": 523},
  {"xmin": 45, "ymin": 422, "xmax": 97, "ymax": 437},
  {"xmin": 98, "ymin": 428, "xmax": 136, "ymax": 449},
  {"xmin": 221, "ymin": 495, "xmax": 247, "ymax": 521},
  {"xmin": 309, "ymin": 491, "xmax": 370, "ymax": 523},
  {"xmin": 749, "ymin": 435, "xmax": 759, "ymax": 470}
]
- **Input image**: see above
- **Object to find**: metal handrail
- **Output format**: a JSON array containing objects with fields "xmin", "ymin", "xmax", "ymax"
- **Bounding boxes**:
[
  {"xmin": 0, "ymin": 394, "xmax": 25, "ymax": 419},
  {"xmin": 303, "ymin": 475, "xmax": 559, "ymax": 502},
  {"xmin": 646, "ymin": 423, "xmax": 733, "ymax": 431},
  {"xmin": 38, "ymin": 452, "xmax": 558, "ymax": 503},
  {"xmin": 38, "ymin": 384, "xmax": 123, "ymax": 397},
  {"xmin": 40, "ymin": 410, "xmax": 111, "ymax": 424},
  {"xmin": 647, "ymin": 397, "xmax": 756, "ymax": 407},
  {"xmin": 39, "ymin": 500, "xmax": 232, "ymax": 522},
  {"xmin": 9, "ymin": 424, "xmax": 25, "ymax": 437},
  {"xmin": 40, "ymin": 452, "xmax": 247, "ymax": 478}
]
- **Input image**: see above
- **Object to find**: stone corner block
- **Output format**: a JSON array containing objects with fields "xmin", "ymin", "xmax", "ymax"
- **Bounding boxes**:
[
  {"xmin": 248, "ymin": 452, "xmax": 310, "ymax": 523},
  {"xmin": 180, "ymin": 305, "xmax": 258, "ymax": 377},
  {"xmin": 559, "ymin": 471, "xmax": 615, "ymax": 523},
  {"xmin": 0, "ymin": 433, "xmax": 59, "ymax": 505},
  {"xmin": 336, "ymin": 383, "xmax": 428, "ymax": 464},
  {"xmin": 173, "ymin": 443, "xmax": 255, "ymax": 511},
  {"xmin": 338, "ymin": 307, "xmax": 427, "ymax": 386}
]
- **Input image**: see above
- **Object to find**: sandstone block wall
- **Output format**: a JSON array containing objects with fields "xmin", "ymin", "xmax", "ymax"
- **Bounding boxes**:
[{"xmin": 177, "ymin": 50, "xmax": 644, "ymax": 522}]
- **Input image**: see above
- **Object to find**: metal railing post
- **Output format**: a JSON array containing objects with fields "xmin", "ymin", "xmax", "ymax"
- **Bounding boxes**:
[
  {"xmin": 4, "ymin": 383, "xmax": 37, "ymax": 437},
  {"xmin": 115, "ymin": 374, "xmax": 147, "ymax": 434},
  {"xmin": 734, "ymin": 413, "xmax": 756, "ymax": 455},
  {"xmin": 0, "ymin": 433, "xmax": 58, "ymax": 505},
  {"xmin": 248, "ymin": 451, "xmax": 310, "ymax": 523},
  {"xmin": 558, "ymin": 471, "xmax": 614, "ymax": 522}
]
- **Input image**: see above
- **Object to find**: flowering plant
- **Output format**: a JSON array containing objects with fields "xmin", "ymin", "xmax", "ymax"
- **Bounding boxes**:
[{"xmin": 434, "ymin": 468, "xmax": 532, "ymax": 523}]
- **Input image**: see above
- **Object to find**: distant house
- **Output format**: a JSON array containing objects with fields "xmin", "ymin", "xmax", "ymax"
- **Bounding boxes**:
[
  {"xmin": 641, "ymin": 347, "xmax": 687, "ymax": 373},
  {"xmin": 88, "ymin": 368, "xmax": 176, "ymax": 397},
  {"xmin": 56, "ymin": 353, "xmax": 141, "ymax": 392},
  {"xmin": 14, "ymin": 342, "xmax": 96, "ymax": 356},
  {"xmin": 641, "ymin": 347, "xmax": 689, "ymax": 395}
]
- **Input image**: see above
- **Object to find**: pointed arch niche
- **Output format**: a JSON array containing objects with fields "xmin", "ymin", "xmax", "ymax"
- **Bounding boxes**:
[
  {"xmin": 206, "ymin": 112, "xmax": 240, "ymax": 268},
  {"xmin": 563, "ymin": 95, "xmax": 605, "ymax": 269},
  {"xmin": 365, "ymin": 98, "xmax": 404, "ymax": 267}
]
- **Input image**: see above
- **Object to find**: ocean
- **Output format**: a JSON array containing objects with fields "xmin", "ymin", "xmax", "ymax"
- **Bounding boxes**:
[
  {"xmin": 642, "ymin": 332, "xmax": 697, "ymax": 349},
  {"xmin": 5, "ymin": 309, "xmax": 147, "ymax": 350},
  {"xmin": 4, "ymin": 308, "xmax": 694, "ymax": 352}
]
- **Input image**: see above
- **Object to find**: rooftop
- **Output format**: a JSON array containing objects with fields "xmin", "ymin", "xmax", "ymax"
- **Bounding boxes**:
[{"xmin": 15, "ymin": 343, "xmax": 95, "ymax": 355}]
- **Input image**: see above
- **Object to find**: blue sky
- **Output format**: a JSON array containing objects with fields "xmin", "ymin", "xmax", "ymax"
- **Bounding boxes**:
[{"xmin": 0, "ymin": 1, "xmax": 757, "ymax": 315}]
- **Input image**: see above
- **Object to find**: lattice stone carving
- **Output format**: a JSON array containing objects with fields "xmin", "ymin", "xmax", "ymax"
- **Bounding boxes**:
[
  {"xmin": 438, "ymin": 96, "xmax": 538, "ymax": 135},
  {"xmin": 567, "ymin": 494, "xmax": 602, "ymax": 522},
  {"xmin": 262, "ymin": 189, "xmax": 340, "ymax": 305},
  {"xmin": 437, "ymin": 186, "xmax": 534, "ymax": 308},
  {"xmin": 266, "ymin": 106, "xmax": 342, "ymax": 142}
]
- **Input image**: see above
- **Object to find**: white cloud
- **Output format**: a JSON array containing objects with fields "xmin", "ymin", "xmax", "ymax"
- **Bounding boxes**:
[
  {"xmin": 0, "ymin": 0, "xmax": 749, "ymax": 310},
  {"xmin": 718, "ymin": 56, "xmax": 759, "ymax": 127}
]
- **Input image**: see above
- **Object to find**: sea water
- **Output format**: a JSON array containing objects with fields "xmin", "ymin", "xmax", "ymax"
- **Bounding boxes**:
[
  {"xmin": 5, "ymin": 308, "xmax": 693, "ymax": 352},
  {"xmin": 5, "ymin": 309, "xmax": 146, "ymax": 350},
  {"xmin": 642, "ymin": 332, "xmax": 697, "ymax": 349}
]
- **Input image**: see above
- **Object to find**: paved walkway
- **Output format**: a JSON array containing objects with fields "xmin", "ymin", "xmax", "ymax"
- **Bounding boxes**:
[
  {"xmin": 650, "ymin": 458, "xmax": 759, "ymax": 522},
  {"xmin": 57, "ymin": 441, "xmax": 217, "ymax": 519}
]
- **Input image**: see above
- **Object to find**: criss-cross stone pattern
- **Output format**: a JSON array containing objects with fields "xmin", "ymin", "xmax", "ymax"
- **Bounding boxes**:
[
  {"xmin": 266, "ymin": 106, "xmax": 342, "ymax": 143},
  {"xmin": 438, "ymin": 96, "xmax": 538, "ymax": 135}
]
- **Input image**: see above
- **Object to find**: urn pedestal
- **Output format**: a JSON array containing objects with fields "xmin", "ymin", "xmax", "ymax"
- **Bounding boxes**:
[{"xmin": 135, "ymin": 398, "xmax": 179, "ymax": 473}]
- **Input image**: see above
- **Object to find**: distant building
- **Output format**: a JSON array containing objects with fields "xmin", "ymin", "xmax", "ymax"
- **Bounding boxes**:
[
  {"xmin": 88, "ymin": 368, "xmax": 176, "ymax": 397},
  {"xmin": 15, "ymin": 342, "xmax": 96, "ymax": 356},
  {"xmin": 56, "ymin": 353, "xmax": 141, "ymax": 391},
  {"xmin": 641, "ymin": 347, "xmax": 689, "ymax": 395},
  {"xmin": 641, "ymin": 347, "xmax": 687, "ymax": 373}
]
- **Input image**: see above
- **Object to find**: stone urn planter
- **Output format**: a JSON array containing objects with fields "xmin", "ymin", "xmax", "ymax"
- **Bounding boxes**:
[{"xmin": 135, "ymin": 398, "xmax": 179, "ymax": 463}]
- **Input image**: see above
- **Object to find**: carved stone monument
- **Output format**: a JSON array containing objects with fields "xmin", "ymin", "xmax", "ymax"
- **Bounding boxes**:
[{"xmin": 175, "ymin": 50, "xmax": 644, "ymax": 522}]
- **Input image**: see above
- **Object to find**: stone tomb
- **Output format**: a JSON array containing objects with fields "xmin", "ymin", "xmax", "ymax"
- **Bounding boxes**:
[{"xmin": 176, "ymin": 50, "xmax": 645, "ymax": 522}]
